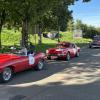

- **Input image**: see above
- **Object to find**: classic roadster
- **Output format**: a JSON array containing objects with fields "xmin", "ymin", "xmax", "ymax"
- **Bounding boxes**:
[
  {"xmin": 0, "ymin": 51, "xmax": 45, "ymax": 82},
  {"xmin": 46, "ymin": 42, "xmax": 80, "ymax": 60}
]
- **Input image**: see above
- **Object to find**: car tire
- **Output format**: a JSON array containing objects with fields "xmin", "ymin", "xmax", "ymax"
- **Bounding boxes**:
[
  {"xmin": 89, "ymin": 45, "xmax": 93, "ymax": 48},
  {"xmin": 76, "ymin": 51, "xmax": 80, "ymax": 57},
  {"xmin": 35, "ymin": 60, "xmax": 44, "ymax": 71},
  {"xmin": 66, "ymin": 52, "xmax": 71, "ymax": 61},
  {"xmin": 0, "ymin": 67, "xmax": 13, "ymax": 83},
  {"xmin": 89, "ymin": 45, "xmax": 91, "ymax": 48}
]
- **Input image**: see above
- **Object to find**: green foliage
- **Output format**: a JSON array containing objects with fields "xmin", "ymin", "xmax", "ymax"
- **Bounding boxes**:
[
  {"xmin": 1, "ymin": 28, "xmax": 91, "ymax": 52},
  {"xmin": 1, "ymin": 29, "xmax": 21, "ymax": 45},
  {"xmin": 75, "ymin": 20, "xmax": 83, "ymax": 30},
  {"xmin": 67, "ymin": 19, "xmax": 74, "ymax": 32},
  {"xmin": 0, "ymin": 0, "xmax": 91, "ymax": 48},
  {"xmin": 75, "ymin": 20, "xmax": 100, "ymax": 38}
]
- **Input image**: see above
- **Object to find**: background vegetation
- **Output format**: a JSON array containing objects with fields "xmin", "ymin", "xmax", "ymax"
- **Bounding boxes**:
[
  {"xmin": 75, "ymin": 20, "xmax": 100, "ymax": 38},
  {"xmin": 1, "ymin": 28, "xmax": 91, "ymax": 52},
  {"xmin": 0, "ymin": 0, "xmax": 91, "ymax": 48}
]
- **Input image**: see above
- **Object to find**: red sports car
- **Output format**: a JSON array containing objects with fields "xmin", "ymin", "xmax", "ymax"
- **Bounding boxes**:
[
  {"xmin": 46, "ymin": 42, "xmax": 80, "ymax": 60},
  {"xmin": 0, "ymin": 52, "xmax": 45, "ymax": 82}
]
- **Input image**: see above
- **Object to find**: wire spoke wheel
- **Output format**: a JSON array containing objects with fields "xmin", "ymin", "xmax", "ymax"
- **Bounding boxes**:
[
  {"xmin": 38, "ymin": 60, "xmax": 44, "ymax": 70},
  {"xmin": 76, "ymin": 51, "xmax": 79, "ymax": 57},
  {"xmin": 2, "ymin": 67, "xmax": 12, "ymax": 82},
  {"xmin": 66, "ymin": 53, "xmax": 70, "ymax": 61}
]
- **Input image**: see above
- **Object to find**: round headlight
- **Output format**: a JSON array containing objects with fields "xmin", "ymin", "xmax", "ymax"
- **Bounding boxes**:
[{"xmin": 46, "ymin": 50, "xmax": 49, "ymax": 53}]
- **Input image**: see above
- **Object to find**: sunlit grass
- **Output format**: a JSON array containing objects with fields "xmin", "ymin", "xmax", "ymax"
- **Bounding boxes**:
[
  {"xmin": 1, "ymin": 28, "xmax": 21, "ymax": 45},
  {"xmin": 1, "ymin": 28, "xmax": 91, "ymax": 52}
]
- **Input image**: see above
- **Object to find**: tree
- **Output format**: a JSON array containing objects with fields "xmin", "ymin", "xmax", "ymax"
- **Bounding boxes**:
[
  {"xmin": 67, "ymin": 19, "xmax": 74, "ymax": 32},
  {"xmin": 9, "ymin": 0, "xmax": 55, "ymax": 47},
  {"xmin": 0, "ymin": 0, "xmax": 8, "ymax": 48},
  {"xmin": 74, "ymin": 20, "xmax": 100, "ymax": 38},
  {"xmin": 75, "ymin": 20, "xmax": 83, "ymax": 30},
  {"xmin": 39, "ymin": 0, "xmax": 91, "ymax": 32},
  {"xmin": 0, "ymin": 0, "xmax": 91, "ymax": 48}
]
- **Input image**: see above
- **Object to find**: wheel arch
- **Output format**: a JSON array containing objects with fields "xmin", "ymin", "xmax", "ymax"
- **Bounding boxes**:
[
  {"xmin": 67, "ymin": 51, "xmax": 70, "ymax": 55},
  {"xmin": 6, "ymin": 65, "xmax": 15, "ymax": 73}
]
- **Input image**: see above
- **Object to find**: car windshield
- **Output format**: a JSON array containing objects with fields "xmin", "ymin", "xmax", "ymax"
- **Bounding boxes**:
[
  {"xmin": 93, "ymin": 36, "xmax": 100, "ymax": 41},
  {"xmin": 10, "ymin": 46, "xmax": 28, "ymax": 56},
  {"xmin": 13, "ymin": 52, "xmax": 27, "ymax": 56},
  {"xmin": 56, "ymin": 43, "xmax": 70, "ymax": 48}
]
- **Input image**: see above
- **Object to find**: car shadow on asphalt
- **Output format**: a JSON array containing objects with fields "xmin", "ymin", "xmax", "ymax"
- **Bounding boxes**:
[{"xmin": 2, "ymin": 59, "xmax": 71, "ymax": 85}]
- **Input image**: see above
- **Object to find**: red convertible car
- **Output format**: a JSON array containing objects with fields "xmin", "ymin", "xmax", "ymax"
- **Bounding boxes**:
[
  {"xmin": 46, "ymin": 42, "xmax": 80, "ymax": 60},
  {"xmin": 0, "ymin": 52, "xmax": 45, "ymax": 82}
]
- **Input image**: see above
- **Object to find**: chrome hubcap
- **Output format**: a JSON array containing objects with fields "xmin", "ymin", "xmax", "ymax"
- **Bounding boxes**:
[
  {"xmin": 77, "ymin": 52, "xmax": 79, "ymax": 56},
  {"xmin": 67, "ymin": 53, "xmax": 70, "ymax": 60},
  {"xmin": 38, "ymin": 61, "xmax": 44, "ymax": 70},
  {"xmin": 3, "ymin": 68, "xmax": 12, "ymax": 81}
]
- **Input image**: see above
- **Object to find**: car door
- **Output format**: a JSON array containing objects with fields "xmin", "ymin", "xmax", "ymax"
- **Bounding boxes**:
[
  {"xmin": 71, "ymin": 44, "xmax": 78, "ymax": 56},
  {"xmin": 68, "ymin": 43, "xmax": 77, "ymax": 57},
  {"xmin": 27, "ymin": 53, "xmax": 36, "ymax": 68},
  {"xmin": 13, "ymin": 56, "xmax": 29, "ymax": 72}
]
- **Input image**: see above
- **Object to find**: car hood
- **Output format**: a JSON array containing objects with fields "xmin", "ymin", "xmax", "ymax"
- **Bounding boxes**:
[
  {"xmin": 47, "ymin": 48, "xmax": 65, "ymax": 54},
  {"xmin": 92, "ymin": 40, "xmax": 100, "ymax": 44}
]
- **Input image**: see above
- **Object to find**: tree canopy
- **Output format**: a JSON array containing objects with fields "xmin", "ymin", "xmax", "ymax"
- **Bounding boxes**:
[
  {"xmin": 0, "ymin": 0, "xmax": 91, "ymax": 47},
  {"xmin": 75, "ymin": 20, "xmax": 100, "ymax": 38}
]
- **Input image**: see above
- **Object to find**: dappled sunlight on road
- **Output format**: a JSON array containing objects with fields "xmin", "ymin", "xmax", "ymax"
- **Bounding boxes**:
[
  {"xmin": 34, "ymin": 66, "xmax": 100, "ymax": 86},
  {"xmin": 61, "ymin": 66, "xmax": 100, "ymax": 85},
  {"xmin": 2, "ymin": 65, "xmax": 100, "ymax": 88},
  {"xmin": 1, "ymin": 47, "xmax": 100, "ymax": 89},
  {"xmin": 92, "ymin": 53, "xmax": 100, "ymax": 57}
]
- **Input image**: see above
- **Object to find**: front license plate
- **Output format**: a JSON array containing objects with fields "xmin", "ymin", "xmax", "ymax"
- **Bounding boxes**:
[{"xmin": 51, "ymin": 56, "xmax": 57, "ymax": 59}]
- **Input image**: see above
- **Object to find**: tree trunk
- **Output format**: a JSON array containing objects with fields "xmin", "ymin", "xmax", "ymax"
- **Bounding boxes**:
[
  {"xmin": 0, "ymin": 10, "xmax": 5, "ymax": 49},
  {"xmin": 58, "ymin": 26, "xmax": 60, "ymax": 42},
  {"xmin": 38, "ymin": 34, "xmax": 42, "ymax": 44},
  {"xmin": 38, "ymin": 24, "xmax": 42, "ymax": 44},
  {"xmin": 21, "ymin": 18, "xmax": 29, "ymax": 48},
  {"xmin": 0, "ymin": 25, "xmax": 2, "ymax": 49}
]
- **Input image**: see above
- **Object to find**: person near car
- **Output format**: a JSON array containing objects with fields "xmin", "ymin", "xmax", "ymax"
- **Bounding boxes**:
[{"xmin": 19, "ymin": 47, "xmax": 28, "ymax": 56}]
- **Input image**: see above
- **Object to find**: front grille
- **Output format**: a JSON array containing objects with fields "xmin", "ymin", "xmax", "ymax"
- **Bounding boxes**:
[
  {"xmin": 92, "ymin": 43, "xmax": 100, "ymax": 45},
  {"xmin": 49, "ymin": 54, "xmax": 58, "ymax": 56}
]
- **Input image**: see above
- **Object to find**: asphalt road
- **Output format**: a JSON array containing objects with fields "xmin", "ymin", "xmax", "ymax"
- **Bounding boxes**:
[{"xmin": 0, "ymin": 46, "xmax": 100, "ymax": 100}]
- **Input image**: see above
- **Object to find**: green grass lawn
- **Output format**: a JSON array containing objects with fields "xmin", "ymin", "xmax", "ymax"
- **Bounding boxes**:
[{"xmin": 1, "ymin": 29, "xmax": 91, "ymax": 53}]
